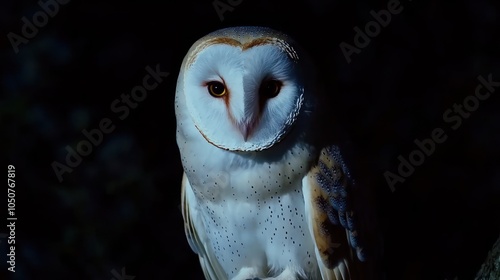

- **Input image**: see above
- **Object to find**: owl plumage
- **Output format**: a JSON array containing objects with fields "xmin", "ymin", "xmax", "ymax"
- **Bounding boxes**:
[{"xmin": 175, "ymin": 26, "xmax": 370, "ymax": 280}]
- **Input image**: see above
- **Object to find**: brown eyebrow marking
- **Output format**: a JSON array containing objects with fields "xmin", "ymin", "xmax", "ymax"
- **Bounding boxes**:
[
  {"xmin": 186, "ymin": 36, "xmax": 299, "ymax": 67},
  {"xmin": 207, "ymin": 37, "xmax": 242, "ymax": 47},
  {"xmin": 242, "ymin": 37, "xmax": 274, "ymax": 50}
]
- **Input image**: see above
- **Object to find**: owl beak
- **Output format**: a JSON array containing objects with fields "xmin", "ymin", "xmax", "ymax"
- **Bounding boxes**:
[
  {"xmin": 238, "ymin": 122, "xmax": 251, "ymax": 141},
  {"xmin": 234, "ymin": 96, "xmax": 259, "ymax": 141},
  {"xmin": 237, "ymin": 120, "xmax": 255, "ymax": 141}
]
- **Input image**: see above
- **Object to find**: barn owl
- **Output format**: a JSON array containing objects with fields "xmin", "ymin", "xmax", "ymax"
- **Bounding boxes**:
[{"xmin": 175, "ymin": 26, "xmax": 372, "ymax": 280}]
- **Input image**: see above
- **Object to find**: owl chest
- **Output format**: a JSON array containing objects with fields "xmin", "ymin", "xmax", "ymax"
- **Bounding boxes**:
[
  {"xmin": 183, "ymin": 142, "xmax": 314, "ymax": 205},
  {"xmin": 195, "ymin": 168, "xmax": 316, "ymax": 271},
  {"xmin": 184, "ymin": 144, "xmax": 319, "ymax": 273}
]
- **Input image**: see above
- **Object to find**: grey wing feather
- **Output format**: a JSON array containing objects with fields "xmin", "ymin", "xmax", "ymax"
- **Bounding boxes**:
[{"xmin": 318, "ymin": 146, "xmax": 366, "ymax": 261}]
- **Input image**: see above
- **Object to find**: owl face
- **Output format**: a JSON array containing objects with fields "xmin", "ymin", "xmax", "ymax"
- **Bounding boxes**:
[{"xmin": 177, "ymin": 27, "xmax": 311, "ymax": 152}]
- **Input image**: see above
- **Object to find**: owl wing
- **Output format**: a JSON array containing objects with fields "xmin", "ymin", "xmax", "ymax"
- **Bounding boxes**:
[
  {"xmin": 302, "ymin": 145, "xmax": 367, "ymax": 280},
  {"xmin": 181, "ymin": 174, "xmax": 227, "ymax": 280}
]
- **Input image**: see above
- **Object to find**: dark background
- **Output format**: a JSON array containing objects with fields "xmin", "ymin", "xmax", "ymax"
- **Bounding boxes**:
[{"xmin": 1, "ymin": 0, "xmax": 499, "ymax": 279}]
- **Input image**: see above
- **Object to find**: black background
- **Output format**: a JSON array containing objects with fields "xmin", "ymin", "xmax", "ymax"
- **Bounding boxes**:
[{"xmin": 1, "ymin": 0, "xmax": 499, "ymax": 279}]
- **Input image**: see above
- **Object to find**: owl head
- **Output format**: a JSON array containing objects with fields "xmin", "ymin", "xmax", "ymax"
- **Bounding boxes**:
[{"xmin": 175, "ymin": 26, "xmax": 317, "ymax": 152}]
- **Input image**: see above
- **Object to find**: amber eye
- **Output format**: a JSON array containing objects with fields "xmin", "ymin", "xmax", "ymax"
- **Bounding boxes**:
[
  {"xmin": 260, "ymin": 80, "xmax": 282, "ymax": 98},
  {"xmin": 207, "ymin": 81, "xmax": 226, "ymax": 97}
]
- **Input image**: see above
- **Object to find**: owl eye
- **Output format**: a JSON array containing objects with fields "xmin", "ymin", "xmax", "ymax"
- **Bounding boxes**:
[
  {"xmin": 207, "ymin": 81, "xmax": 227, "ymax": 97},
  {"xmin": 260, "ymin": 80, "xmax": 282, "ymax": 98}
]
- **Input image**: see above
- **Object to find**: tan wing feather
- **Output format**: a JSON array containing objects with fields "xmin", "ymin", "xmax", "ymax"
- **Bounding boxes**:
[{"xmin": 303, "ymin": 146, "xmax": 364, "ymax": 280}]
